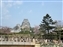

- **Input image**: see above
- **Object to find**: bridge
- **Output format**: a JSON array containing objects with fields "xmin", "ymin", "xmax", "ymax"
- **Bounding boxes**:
[{"xmin": 0, "ymin": 39, "xmax": 40, "ymax": 47}]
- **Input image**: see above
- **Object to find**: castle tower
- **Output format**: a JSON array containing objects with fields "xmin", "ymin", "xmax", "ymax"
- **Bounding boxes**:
[{"xmin": 21, "ymin": 19, "xmax": 30, "ymax": 31}]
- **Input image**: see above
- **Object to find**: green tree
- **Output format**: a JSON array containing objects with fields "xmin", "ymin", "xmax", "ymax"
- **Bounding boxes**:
[
  {"xmin": 39, "ymin": 14, "xmax": 56, "ymax": 39},
  {"xmin": 30, "ymin": 27, "xmax": 35, "ymax": 37},
  {"xmin": 40, "ymin": 14, "xmax": 56, "ymax": 34}
]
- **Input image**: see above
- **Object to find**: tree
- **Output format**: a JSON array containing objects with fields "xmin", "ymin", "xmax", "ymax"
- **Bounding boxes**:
[
  {"xmin": 0, "ymin": 27, "xmax": 11, "ymax": 35},
  {"xmin": 40, "ymin": 14, "xmax": 56, "ymax": 34},
  {"xmin": 54, "ymin": 21, "xmax": 63, "ymax": 40}
]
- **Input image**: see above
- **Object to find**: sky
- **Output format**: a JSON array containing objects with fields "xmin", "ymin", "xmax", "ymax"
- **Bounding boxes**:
[{"xmin": 0, "ymin": 0, "xmax": 63, "ymax": 28}]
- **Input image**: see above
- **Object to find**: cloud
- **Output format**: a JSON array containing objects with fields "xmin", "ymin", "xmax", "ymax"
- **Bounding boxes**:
[
  {"xmin": 2, "ymin": 3, "xmax": 11, "ymax": 20},
  {"xmin": 2, "ymin": 8, "xmax": 9, "ymax": 15},
  {"xmin": 28, "ymin": 10, "xmax": 32, "ymax": 13},
  {"xmin": 2, "ymin": 0, "xmax": 23, "ymax": 20},
  {"xmin": 41, "ymin": 2, "xmax": 44, "ymax": 6},
  {"xmin": 19, "ymin": 10, "xmax": 23, "ymax": 14},
  {"xmin": 13, "ymin": 1, "xmax": 23, "ymax": 8},
  {"xmin": 13, "ymin": 1, "xmax": 23, "ymax": 5},
  {"xmin": 2, "ymin": 9, "xmax": 11, "ymax": 20},
  {"xmin": 2, "ymin": 0, "xmax": 23, "ymax": 8},
  {"xmin": 2, "ymin": 15, "xmax": 11, "ymax": 20},
  {"xmin": 6, "ymin": 2, "xmax": 13, "ymax": 7}
]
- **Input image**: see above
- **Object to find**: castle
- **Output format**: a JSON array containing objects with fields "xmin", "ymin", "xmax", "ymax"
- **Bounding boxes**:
[{"xmin": 11, "ymin": 19, "xmax": 31, "ymax": 33}]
